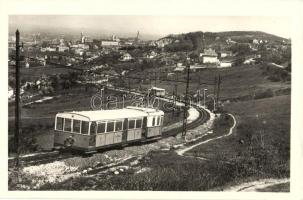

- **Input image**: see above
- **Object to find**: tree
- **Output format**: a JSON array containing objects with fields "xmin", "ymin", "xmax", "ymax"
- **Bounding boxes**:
[{"xmin": 229, "ymin": 43, "xmax": 251, "ymax": 55}]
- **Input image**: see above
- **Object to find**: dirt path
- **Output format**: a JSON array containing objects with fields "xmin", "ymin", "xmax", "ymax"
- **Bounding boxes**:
[
  {"xmin": 223, "ymin": 178, "xmax": 290, "ymax": 192},
  {"xmin": 176, "ymin": 113, "xmax": 237, "ymax": 156}
]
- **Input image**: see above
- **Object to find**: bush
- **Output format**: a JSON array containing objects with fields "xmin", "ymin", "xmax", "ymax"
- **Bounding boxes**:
[
  {"xmin": 254, "ymin": 89, "xmax": 274, "ymax": 99},
  {"xmin": 260, "ymin": 64, "xmax": 290, "ymax": 82}
]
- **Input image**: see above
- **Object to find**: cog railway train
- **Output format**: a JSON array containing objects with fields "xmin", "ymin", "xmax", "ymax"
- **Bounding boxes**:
[{"xmin": 54, "ymin": 106, "xmax": 164, "ymax": 152}]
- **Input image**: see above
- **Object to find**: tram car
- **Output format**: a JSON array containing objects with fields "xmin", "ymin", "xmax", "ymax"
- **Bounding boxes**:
[
  {"xmin": 54, "ymin": 106, "xmax": 164, "ymax": 152},
  {"xmin": 150, "ymin": 87, "xmax": 165, "ymax": 97}
]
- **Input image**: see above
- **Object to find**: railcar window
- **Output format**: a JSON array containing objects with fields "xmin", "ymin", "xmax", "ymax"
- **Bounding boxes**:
[
  {"xmin": 136, "ymin": 119, "xmax": 142, "ymax": 128},
  {"xmin": 152, "ymin": 117, "xmax": 155, "ymax": 126},
  {"xmin": 73, "ymin": 120, "xmax": 81, "ymax": 133},
  {"xmin": 129, "ymin": 120, "xmax": 135, "ymax": 129},
  {"xmin": 81, "ymin": 121, "xmax": 89, "ymax": 135},
  {"xmin": 64, "ymin": 118, "xmax": 72, "ymax": 132},
  {"xmin": 56, "ymin": 117, "xmax": 64, "ymax": 130},
  {"xmin": 157, "ymin": 117, "xmax": 160, "ymax": 126},
  {"xmin": 116, "ymin": 121, "xmax": 123, "ymax": 131},
  {"xmin": 97, "ymin": 122, "xmax": 106, "ymax": 133},
  {"xmin": 161, "ymin": 116, "xmax": 164, "ymax": 125},
  {"xmin": 90, "ymin": 122, "xmax": 96, "ymax": 135},
  {"xmin": 107, "ymin": 121, "xmax": 115, "ymax": 132}
]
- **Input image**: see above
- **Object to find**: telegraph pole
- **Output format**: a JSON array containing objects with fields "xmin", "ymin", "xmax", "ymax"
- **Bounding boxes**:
[
  {"xmin": 182, "ymin": 59, "xmax": 190, "ymax": 138},
  {"xmin": 154, "ymin": 72, "xmax": 157, "ymax": 87},
  {"xmin": 15, "ymin": 29, "xmax": 21, "ymax": 168},
  {"xmin": 216, "ymin": 74, "xmax": 221, "ymax": 104},
  {"xmin": 172, "ymin": 83, "xmax": 178, "ymax": 116},
  {"xmin": 149, "ymin": 72, "xmax": 152, "ymax": 88},
  {"xmin": 214, "ymin": 75, "xmax": 217, "ymax": 99},
  {"xmin": 128, "ymin": 77, "xmax": 130, "ymax": 93}
]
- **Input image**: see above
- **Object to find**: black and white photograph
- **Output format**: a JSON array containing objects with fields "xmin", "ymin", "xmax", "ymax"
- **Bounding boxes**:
[{"xmin": 1, "ymin": 0, "xmax": 303, "ymax": 199}]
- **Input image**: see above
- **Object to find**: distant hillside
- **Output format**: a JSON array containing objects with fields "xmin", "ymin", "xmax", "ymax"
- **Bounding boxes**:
[
  {"xmin": 216, "ymin": 31, "xmax": 288, "ymax": 43},
  {"xmin": 156, "ymin": 31, "xmax": 289, "ymax": 51}
]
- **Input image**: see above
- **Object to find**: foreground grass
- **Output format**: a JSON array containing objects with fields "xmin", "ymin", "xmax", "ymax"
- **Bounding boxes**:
[
  {"xmin": 256, "ymin": 182, "xmax": 290, "ymax": 192},
  {"xmin": 188, "ymin": 95, "xmax": 290, "ymax": 189}
]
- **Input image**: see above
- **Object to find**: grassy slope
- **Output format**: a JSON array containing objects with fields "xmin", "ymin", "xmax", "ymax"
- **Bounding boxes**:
[
  {"xmin": 134, "ymin": 65, "xmax": 290, "ymax": 100},
  {"xmin": 187, "ymin": 95, "xmax": 290, "ymax": 187},
  {"xmin": 8, "ymin": 65, "xmax": 77, "ymax": 82}
]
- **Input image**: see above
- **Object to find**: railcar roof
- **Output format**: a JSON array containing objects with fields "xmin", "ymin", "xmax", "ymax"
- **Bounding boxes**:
[
  {"xmin": 151, "ymin": 86, "xmax": 165, "ymax": 91},
  {"xmin": 56, "ymin": 106, "xmax": 164, "ymax": 121}
]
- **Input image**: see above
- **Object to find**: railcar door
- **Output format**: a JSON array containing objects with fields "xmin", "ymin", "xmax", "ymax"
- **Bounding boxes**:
[
  {"xmin": 142, "ymin": 117, "xmax": 147, "ymax": 139},
  {"xmin": 122, "ymin": 118, "xmax": 128, "ymax": 143}
]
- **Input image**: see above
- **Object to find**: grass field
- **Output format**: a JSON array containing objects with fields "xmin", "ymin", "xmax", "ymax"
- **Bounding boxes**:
[
  {"xmin": 8, "ymin": 65, "xmax": 78, "ymax": 82},
  {"xmin": 186, "ymin": 95, "xmax": 290, "ymax": 189},
  {"xmin": 134, "ymin": 64, "xmax": 290, "ymax": 101}
]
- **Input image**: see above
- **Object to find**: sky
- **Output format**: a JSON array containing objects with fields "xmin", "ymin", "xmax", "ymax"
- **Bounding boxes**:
[{"xmin": 9, "ymin": 15, "xmax": 292, "ymax": 40}]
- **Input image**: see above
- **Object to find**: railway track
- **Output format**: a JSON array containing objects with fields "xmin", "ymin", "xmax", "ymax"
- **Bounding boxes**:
[{"xmin": 9, "ymin": 96, "xmax": 210, "ymax": 168}]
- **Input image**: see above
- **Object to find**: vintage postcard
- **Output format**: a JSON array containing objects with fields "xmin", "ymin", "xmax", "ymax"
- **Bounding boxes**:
[{"xmin": 1, "ymin": 0, "xmax": 303, "ymax": 199}]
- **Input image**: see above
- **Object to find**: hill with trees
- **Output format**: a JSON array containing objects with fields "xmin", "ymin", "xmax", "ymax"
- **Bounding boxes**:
[{"xmin": 157, "ymin": 31, "xmax": 289, "ymax": 52}]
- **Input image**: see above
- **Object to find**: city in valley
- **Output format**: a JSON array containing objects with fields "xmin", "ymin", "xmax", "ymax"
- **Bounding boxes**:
[{"xmin": 8, "ymin": 16, "xmax": 291, "ymax": 191}]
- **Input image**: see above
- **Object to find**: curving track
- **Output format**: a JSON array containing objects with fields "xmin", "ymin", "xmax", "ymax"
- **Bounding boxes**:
[
  {"xmin": 9, "ymin": 92, "xmax": 210, "ymax": 167},
  {"xmin": 162, "ymin": 105, "xmax": 210, "ymax": 138}
]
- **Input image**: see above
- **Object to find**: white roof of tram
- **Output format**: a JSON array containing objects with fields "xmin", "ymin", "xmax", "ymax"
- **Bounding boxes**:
[
  {"xmin": 56, "ymin": 106, "xmax": 164, "ymax": 122},
  {"xmin": 151, "ymin": 86, "xmax": 165, "ymax": 91}
]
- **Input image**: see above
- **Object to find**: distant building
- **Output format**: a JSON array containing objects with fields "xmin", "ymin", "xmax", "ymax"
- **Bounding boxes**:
[
  {"xmin": 219, "ymin": 61, "xmax": 233, "ymax": 68},
  {"xmin": 44, "ymin": 47, "xmax": 56, "ymax": 52},
  {"xmin": 219, "ymin": 51, "xmax": 233, "ymax": 58},
  {"xmin": 174, "ymin": 65, "xmax": 185, "ymax": 72},
  {"xmin": 101, "ymin": 40, "xmax": 119, "ymax": 47},
  {"xmin": 155, "ymin": 37, "xmax": 174, "ymax": 48},
  {"xmin": 112, "ymin": 35, "xmax": 120, "ymax": 42},
  {"xmin": 252, "ymin": 39, "xmax": 259, "ymax": 44},
  {"xmin": 200, "ymin": 48, "xmax": 219, "ymax": 64},
  {"xmin": 58, "ymin": 46, "xmax": 69, "ymax": 52},
  {"xmin": 243, "ymin": 58, "xmax": 256, "ymax": 65},
  {"xmin": 174, "ymin": 63, "xmax": 185, "ymax": 72},
  {"xmin": 78, "ymin": 43, "xmax": 90, "ymax": 50},
  {"xmin": 201, "ymin": 55, "xmax": 218, "ymax": 64},
  {"xmin": 75, "ymin": 48, "xmax": 84, "ymax": 55},
  {"xmin": 120, "ymin": 53, "xmax": 132, "ymax": 61},
  {"xmin": 81, "ymin": 32, "xmax": 85, "ymax": 44},
  {"xmin": 121, "ymin": 70, "xmax": 129, "ymax": 76},
  {"xmin": 145, "ymin": 51, "xmax": 157, "ymax": 59}
]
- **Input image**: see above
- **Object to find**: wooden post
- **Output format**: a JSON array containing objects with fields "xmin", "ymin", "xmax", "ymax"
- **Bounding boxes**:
[
  {"xmin": 182, "ymin": 61, "xmax": 190, "ymax": 138},
  {"xmin": 14, "ymin": 29, "xmax": 21, "ymax": 168}
]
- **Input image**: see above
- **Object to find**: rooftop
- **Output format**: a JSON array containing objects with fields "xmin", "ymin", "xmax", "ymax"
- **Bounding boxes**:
[{"xmin": 56, "ymin": 106, "xmax": 163, "ymax": 121}]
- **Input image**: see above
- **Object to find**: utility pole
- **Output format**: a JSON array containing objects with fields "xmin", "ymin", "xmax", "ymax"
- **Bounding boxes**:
[
  {"xmin": 149, "ymin": 72, "xmax": 152, "ymax": 88},
  {"xmin": 15, "ymin": 29, "xmax": 21, "ymax": 168},
  {"xmin": 214, "ymin": 75, "xmax": 217, "ymax": 99},
  {"xmin": 173, "ymin": 83, "xmax": 178, "ymax": 116},
  {"xmin": 203, "ymin": 88, "xmax": 208, "ymax": 107},
  {"xmin": 154, "ymin": 72, "xmax": 157, "ymax": 87},
  {"xmin": 182, "ymin": 59, "xmax": 190, "ymax": 138},
  {"xmin": 128, "ymin": 77, "xmax": 130, "ymax": 93},
  {"xmin": 216, "ymin": 74, "xmax": 221, "ymax": 104}
]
